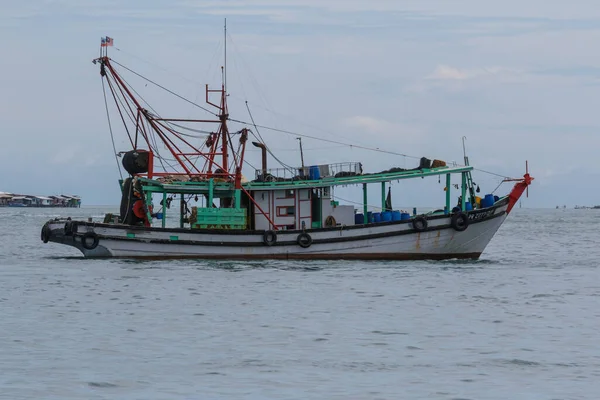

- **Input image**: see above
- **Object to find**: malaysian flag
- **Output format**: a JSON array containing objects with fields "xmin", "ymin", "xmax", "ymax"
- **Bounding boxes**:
[{"xmin": 101, "ymin": 36, "xmax": 114, "ymax": 47}]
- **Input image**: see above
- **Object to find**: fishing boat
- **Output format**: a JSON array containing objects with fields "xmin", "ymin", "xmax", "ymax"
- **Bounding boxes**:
[{"xmin": 41, "ymin": 32, "xmax": 533, "ymax": 260}]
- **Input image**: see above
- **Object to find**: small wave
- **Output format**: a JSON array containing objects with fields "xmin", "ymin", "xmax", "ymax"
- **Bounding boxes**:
[
  {"xmin": 371, "ymin": 330, "xmax": 408, "ymax": 335},
  {"xmin": 88, "ymin": 382, "xmax": 119, "ymax": 388},
  {"xmin": 502, "ymin": 358, "xmax": 541, "ymax": 367},
  {"xmin": 532, "ymin": 293, "xmax": 557, "ymax": 298}
]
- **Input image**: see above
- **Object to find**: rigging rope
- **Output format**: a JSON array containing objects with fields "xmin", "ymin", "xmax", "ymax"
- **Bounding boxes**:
[
  {"xmin": 472, "ymin": 168, "xmax": 510, "ymax": 179},
  {"xmin": 111, "ymin": 60, "xmax": 218, "ymax": 116},
  {"xmin": 116, "ymin": 73, "xmax": 189, "ymax": 172},
  {"xmin": 244, "ymin": 103, "xmax": 297, "ymax": 174},
  {"xmin": 105, "ymin": 51, "xmax": 514, "ymax": 182},
  {"xmin": 229, "ymin": 118, "xmax": 421, "ymax": 160},
  {"xmin": 101, "ymin": 78, "xmax": 123, "ymax": 180}
]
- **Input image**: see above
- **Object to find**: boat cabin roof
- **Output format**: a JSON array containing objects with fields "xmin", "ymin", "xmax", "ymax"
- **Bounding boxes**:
[{"xmin": 137, "ymin": 165, "xmax": 473, "ymax": 195}]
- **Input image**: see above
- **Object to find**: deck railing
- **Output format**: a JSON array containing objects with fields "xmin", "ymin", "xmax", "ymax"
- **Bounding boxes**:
[{"xmin": 254, "ymin": 162, "xmax": 363, "ymax": 181}]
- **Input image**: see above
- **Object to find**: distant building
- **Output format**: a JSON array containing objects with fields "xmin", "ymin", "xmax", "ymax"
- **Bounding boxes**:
[
  {"xmin": 0, "ymin": 192, "xmax": 81, "ymax": 207},
  {"xmin": 0, "ymin": 192, "xmax": 13, "ymax": 206}
]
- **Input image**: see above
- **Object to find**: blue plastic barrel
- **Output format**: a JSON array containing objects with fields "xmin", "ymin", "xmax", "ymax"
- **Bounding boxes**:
[
  {"xmin": 155, "ymin": 212, "xmax": 163, "ymax": 220},
  {"xmin": 481, "ymin": 194, "xmax": 495, "ymax": 208},
  {"xmin": 465, "ymin": 202, "xmax": 473, "ymax": 211},
  {"xmin": 309, "ymin": 165, "xmax": 320, "ymax": 180},
  {"xmin": 494, "ymin": 195, "xmax": 500, "ymax": 202},
  {"xmin": 401, "ymin": 212, "xmax": 411, "ymax": 220},
  {"xmin": 392, "ymin": 210, "xmax": 401, "ymax": 221},
  {"xmin": 372, "ymin": 212, "xmax": 381, "ymax": 223},
  {"xmin": 355, "ymin": 213, "xmax": 364, "ymax": 224},
  {"xmin": 381, "ymin": 211, "xmax": 392, "ymax": 222}
]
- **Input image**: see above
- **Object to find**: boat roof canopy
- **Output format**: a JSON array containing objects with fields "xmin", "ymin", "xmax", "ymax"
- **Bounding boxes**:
[
  {"xmin": 137, "ymin": 165, "xmax": 473, "ymax": 194},
  {"xmin": 246, "ymin": 165, "xmax": 473, "ymax": 190}
]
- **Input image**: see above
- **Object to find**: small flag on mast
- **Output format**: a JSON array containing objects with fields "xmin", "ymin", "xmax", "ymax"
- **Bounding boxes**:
[{"xmin": 101, "ymin": 36, "xmax": 114, "ymax": 47}]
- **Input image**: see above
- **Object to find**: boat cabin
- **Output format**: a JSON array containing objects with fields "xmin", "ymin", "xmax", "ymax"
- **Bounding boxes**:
[{"xmin": 250, "ymin": 187, "xmax": 354, "ymax": 230}]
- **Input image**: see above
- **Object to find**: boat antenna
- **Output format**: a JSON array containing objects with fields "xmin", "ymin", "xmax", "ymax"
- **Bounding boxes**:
[
  {"xmin": 297, "ymin": 137, "xmax": 305, "ymax": 171},
  {"xmin": 462, "ymin": 136, "xmax": 469, "ymax": 166},
  {"xmin": 224, "ymin": 18, "xmax": 227, "ymax": 93}
]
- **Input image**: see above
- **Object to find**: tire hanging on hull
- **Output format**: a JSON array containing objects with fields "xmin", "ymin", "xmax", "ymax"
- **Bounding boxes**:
[
  {"xmin": 263, "ymin": 230, "xmax": 277, "ymax": 246},
  {"xmin": 451, "ymin": 212, "xmax": 469, "ymax": 231}
]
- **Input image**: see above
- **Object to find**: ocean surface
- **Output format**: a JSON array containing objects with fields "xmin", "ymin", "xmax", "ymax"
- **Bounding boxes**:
[{"xmin": 0, "ymin": 207, "xmax": 599, "ymax": 400}]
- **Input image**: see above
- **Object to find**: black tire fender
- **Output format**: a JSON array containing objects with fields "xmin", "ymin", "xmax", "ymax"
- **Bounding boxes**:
[
  {"xmin": 263, "ymin": 230, "xmax": 277, "ymax": 246},
  {"xmin": 412, "ymin": 216, "xmax": 428, "ymax": 232},
  {"xmin": 451, "ymin": 212, "xmax": 469, "ymax": 232},
  {"xmin": 297, "ymin": 232, "xmax": 313, "ymax": 248},
  {"xmin": 81, "ymin": 231, "xmax": 100, "ymax": 250},
  {"xmin": 41, "ymin": 224, "xmax": 51, "ymax": 243}
]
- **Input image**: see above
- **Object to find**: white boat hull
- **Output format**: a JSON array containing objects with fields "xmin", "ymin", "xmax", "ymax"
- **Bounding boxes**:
[{"xmin": 41, "ymin": 199, "xmax": 510, "ymax": 260}]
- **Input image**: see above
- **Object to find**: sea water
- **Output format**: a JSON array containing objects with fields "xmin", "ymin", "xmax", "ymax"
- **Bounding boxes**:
[{"xmin": 0, "ymin": 207, "xmax": 599, "ymax": 399}]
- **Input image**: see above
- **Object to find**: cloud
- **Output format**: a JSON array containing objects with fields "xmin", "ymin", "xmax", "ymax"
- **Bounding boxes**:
[
  {"xmin": 429, "ymin": 65, "xmax": 469, "ymax": 80},
  {"xmin": 343, "ymin": 116, "xmax": 396, "ymax": 134},
  {"xmin": 405, "ymin": 64, "xmax": 528, "ymax": 93},
  {"xmin": 428, "ymin": 65, "xmax": 521, "ymax": 81}
]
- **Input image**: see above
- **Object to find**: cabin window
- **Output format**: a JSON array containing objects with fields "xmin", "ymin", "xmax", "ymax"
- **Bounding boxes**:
[
  {"xmin": 277, "ymin": 206, "xmax": 296, "ymax": 216},
  {"xmin": 277, "ymin": 189, "xmax": 295, "ymax": 199}
]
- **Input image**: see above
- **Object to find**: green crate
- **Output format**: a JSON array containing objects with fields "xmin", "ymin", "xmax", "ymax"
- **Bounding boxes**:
[{"xmin": 191, "ymin": 207, "xmax": 247, "ymax": 230}]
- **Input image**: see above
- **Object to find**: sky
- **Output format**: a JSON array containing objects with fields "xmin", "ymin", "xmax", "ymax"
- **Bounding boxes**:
[{"xmin": 1, "ymin": 0, "xmax": 600, "ymax": 208}]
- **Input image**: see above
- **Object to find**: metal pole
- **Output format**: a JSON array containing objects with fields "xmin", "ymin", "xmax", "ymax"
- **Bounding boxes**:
[
  {"xmin": 208, "ymin": 178, "xmax": 214, "ymax": 208},
  {"xmin": 224, "ymin": 18, "xmax": 227, "ymax": 92},
  {"xmin": 363, "ymin": 183, "xmax": 368, "ymax": 224},
  {"xmin": 445, "ymin": 174, "xmax": 451, "ymax": 215},
  {"xmin": 461, "ymin": 172, "xmax": 466, "ymax": 212},
  {"xmin": 162, "ymin": 191, "xmax": 167, "ymax": 228},
  {"xmin": 180, "ymin": 193, "xmax": 184, "ymax": 228},
  {"xmin": 297, "ymin": 137, "xmax": 305, "ymax": 171},
  {"xmin": 462, "ymin": 136, "xmax": 469, "ymax": 166},
  {"xmin": 234, "ymin": 189, "xmax": 241, "ymax": 208},
  {"xmin": 318, "ymin": 188, "xmax": 323, "ymax": 228},
  {"xmin": 381, "ymin": 181, "xmax": 386, "ymax": 211}
]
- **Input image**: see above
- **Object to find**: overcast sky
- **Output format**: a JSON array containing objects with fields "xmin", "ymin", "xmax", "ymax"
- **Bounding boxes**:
[{"xmin": 2, "ymin": 0, "xmax": 600, "ymax": 208}]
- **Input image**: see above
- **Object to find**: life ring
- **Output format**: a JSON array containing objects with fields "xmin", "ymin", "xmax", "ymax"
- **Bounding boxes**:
[
  {"xmin": 263, "ymin": 230, "xmax": 277, "ymax": 246},
  {"xmin": 412, "ymin": 216, "xmax": 428, "ymax": 232},
  {"xmin": 41, "ymin": 224, "xmax": 51, "ymax": 244},
  {"xmin": 297, "ymin": 232, "xmax": 313, "ymax": 248},
  {"xmin": 81, "ymin": 231, "xmax": 100, "ymax": 250},
  {"xmin": 324, "ymin": 215, "xmax": 336, "ymax": 227},
  {"xmin": 451, "ymin": 212, "xmax": 469, "ymax": 232}
]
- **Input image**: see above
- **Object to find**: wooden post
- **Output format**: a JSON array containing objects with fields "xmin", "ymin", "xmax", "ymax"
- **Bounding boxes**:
[
  {"xmin": 445, "ymin": 174, "xmax": 451, "ymax": 215},
  {"xmin": 363, "ymin": 183, "xmax": 368, "ymax": 224}
]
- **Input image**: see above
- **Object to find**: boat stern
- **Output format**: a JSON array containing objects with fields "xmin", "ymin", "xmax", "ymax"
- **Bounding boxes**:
[{"xmin": 41, "ymin": 218, "xmax": 110, "ymax": 257}]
